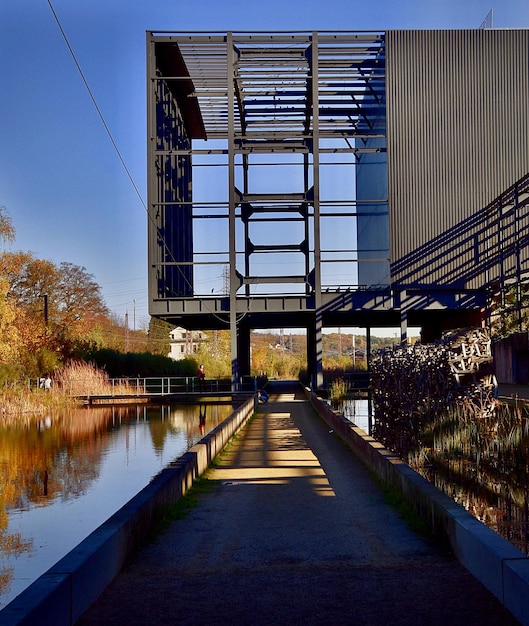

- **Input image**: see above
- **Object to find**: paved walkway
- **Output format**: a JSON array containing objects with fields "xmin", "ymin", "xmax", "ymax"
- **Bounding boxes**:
[{"xmin": 78, "ymin": 382, "xmax": 519, "ymax": 625}]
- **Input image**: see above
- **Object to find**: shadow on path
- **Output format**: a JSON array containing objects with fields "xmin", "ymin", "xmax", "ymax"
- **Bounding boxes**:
[{"xmin": 78, "ymin": 381, "xmax": 520, "ymax": 625}]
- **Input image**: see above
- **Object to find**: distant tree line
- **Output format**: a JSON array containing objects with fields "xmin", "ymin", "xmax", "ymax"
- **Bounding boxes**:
[
  {"xmin": 0, "ymin": 206, "xmax": 190, "ymax": 382},
  {"xmin": 4, "ymin": 202, "xmax": 516, "ymax": 384}
]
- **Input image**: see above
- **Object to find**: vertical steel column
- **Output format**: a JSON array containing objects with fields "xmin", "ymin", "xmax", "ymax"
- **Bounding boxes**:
[
  {"xmin": 227, "ymin": 33, "xmax": 239, "ymax": 389},
  {"xmin": 366, "ymin": 326, "xmax": 372, "ymax": 435},
  {"xmin": 303, "ymin": 153, "xmax": 310, "ymax": 295},
  {"xmin": 311, "ymin": 32, "xmax": 323, "ymax": 389},
  {"xmin": 243, "ymin": 152, "xmax": 250, "ymax": 297},
  {"xmin": 400, "ymin": 290, "xmax": 408, "ymax": 343},
  {"xmin": 146, "ymin": 33, "xmax": 157, "ymax": 307},
  {"xmin": 498, "ymin": 197, "xmax": 506, "ymax": 316}
]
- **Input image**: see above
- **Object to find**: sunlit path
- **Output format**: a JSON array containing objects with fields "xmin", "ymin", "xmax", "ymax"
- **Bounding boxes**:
[{"xmin": 78, "ymin": 382, "xmax": 518, "ymax": 626}]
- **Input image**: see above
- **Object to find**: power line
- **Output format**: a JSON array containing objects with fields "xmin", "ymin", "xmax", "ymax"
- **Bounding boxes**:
[
  {"xmin": 46, "ymin": 3, "xmax": 237, "ymax": 328},
  {"xmin": 47, "ymin": 0, "xmax": 146, "ymax": 213}
]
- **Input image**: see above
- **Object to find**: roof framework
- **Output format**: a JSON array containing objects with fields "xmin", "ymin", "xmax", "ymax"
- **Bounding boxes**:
[{"xmin": 155, "ymin": 31, "xmax": 386, "ymax": 144}]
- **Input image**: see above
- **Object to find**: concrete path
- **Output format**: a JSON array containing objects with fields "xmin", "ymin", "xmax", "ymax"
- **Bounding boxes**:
[{"xmin": 77, "ymin": 382, "xmax": 519, "ymax": 625}]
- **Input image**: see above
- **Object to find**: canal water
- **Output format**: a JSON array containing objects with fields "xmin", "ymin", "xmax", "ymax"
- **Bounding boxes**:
[
  {"xmin": 414, "ymin": 403, "xmax": 529, "ymax": 557},
  {"xmin": 341, "ymin": 397, "xmax": 370, "ymax": 433},
  {"xmin": 341, "ymin": 396, "xmax": 529, "ymax": 557},
  {"xmin": 0, "ymin": 402, "xmax": 233, "ymax": 608}
]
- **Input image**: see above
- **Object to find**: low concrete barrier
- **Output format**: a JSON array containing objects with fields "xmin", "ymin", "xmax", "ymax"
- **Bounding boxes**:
[
  {"xmin": 307, "ymin": 388, "xmax": 529, "ymax": 626},
  {"xmin": 0, "ymin": 396, "xmax": 255, "ymax": 626}
]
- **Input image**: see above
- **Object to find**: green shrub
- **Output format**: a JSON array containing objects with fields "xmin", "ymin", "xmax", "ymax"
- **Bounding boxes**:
[
  {"xmin": 0, "ymin": 363, "xmax": 24, "ymax": 385},
  {"xmin": 329, "ymin": 377, "xmax": 350, "ymax": 404}
]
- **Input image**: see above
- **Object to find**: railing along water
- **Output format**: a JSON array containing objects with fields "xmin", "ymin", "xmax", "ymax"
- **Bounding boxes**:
[{"xmin": 28, "ymin": 376, "xmax": 260, "ymax": 397}]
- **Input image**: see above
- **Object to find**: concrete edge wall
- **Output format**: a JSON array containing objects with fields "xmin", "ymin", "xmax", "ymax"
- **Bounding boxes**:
[
  {"xmin": 0, "ymin": 396, "xmax": 256, "ymax": 626},
  {"xmin": 306, "ymin": 388, "xmax": 529, "ymax": 626}
]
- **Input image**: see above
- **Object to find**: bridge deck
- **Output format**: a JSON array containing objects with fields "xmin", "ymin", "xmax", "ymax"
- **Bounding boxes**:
[{"xmin": 78, "ymin": 381, "xmax": 517, "ymax": 625}]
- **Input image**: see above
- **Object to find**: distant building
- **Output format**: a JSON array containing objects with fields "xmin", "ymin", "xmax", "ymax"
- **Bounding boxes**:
[{"xmin": 168, "ymin": 327, "xmax": 206, "ymax": 361}]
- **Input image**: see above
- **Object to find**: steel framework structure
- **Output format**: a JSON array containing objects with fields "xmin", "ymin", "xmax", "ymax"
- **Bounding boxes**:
[
  {"xmin": 147, "ymin": 31, "xmax": 391, "ymax": 386},
  {"xmin": 146, "ymin": 30, "xmax": 529, "ymax": 387}
]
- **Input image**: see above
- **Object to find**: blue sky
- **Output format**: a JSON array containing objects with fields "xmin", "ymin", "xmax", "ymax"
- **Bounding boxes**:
[{"xmin": 0, "ymin": 1, "xmax": 528, "ymax": 331}]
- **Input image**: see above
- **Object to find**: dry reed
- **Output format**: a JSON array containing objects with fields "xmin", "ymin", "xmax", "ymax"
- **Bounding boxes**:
[
  {"xmin": 53, "ymin": 360, "xmax": 143, "ymax": 396},
  {"xmin": 329, "ymin": 378, "xmax": 350, "ymax": 405},
  {"xmin": 0, "ymin": 387, "xmax": 77, "ymax": 425},
  {"xmin": 0, "ymin": 361, "xmax": 142, "ymax": 424}
]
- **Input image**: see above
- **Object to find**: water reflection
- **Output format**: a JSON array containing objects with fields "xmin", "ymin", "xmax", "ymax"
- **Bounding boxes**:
[
  {"xmin": 338, "ymin": 398, "xmax": 370, "ymax": 433},
  {"xmin": 389, "ymin": 402, "xmax": 529, "ymax": 556},
  {"xmin": 0, "ymin": 402, "xmax": 232, "ymax": 607},
  {"xmin": 336, "ymin": 395, "xmax": 529, "ymax": 555}
]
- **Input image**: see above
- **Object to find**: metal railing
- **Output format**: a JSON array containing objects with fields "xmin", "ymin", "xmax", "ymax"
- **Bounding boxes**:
[{"xmin": 29, "ymin": 376, "xmax": 261, "ymax": 397}]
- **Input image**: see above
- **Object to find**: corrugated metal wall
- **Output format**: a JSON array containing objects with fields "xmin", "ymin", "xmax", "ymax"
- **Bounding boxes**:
[{"xmin": 386, "ymin": 29, "xmax": 529, "ymax": 289}]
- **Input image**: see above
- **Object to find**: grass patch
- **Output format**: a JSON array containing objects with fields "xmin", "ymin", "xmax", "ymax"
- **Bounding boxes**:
[
  {"xmin": 145, "ymin": 475, "xmax": 216, "ymax": 545},
  {"xmin": 375, "ymin": 477, "xmax": 430, "ymax": 537},
  {"xmin": 0, "ymin": 386, "xmax": 78, "ymax": 424},
  {"xmin": 148, "ymin": 410, "xmax": 259, "ymax": 540},
  {"xmin": 328, "ymin": 377, "xmax": 350, "ymax": 405},
  {"xmin": 164, "ymin": 475, "xmax": 215, "ymax": 524},
  {"xmin": 55, "ymin": 359, "xmax": 143, "ymax": 396}
]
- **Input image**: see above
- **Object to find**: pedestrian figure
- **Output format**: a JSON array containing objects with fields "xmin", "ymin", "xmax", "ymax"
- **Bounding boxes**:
[
  {"xmin": 199, "ymin": 404, "xmax": 207, "ymax": 435},
  {"xmin": 198, "ymin": 364, "xmax": 205, "ymax": 391}
]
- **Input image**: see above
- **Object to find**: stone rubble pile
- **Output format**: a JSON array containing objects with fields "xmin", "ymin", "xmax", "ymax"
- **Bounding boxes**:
[{"xmin": 370, "ymin": 327, "xmax": 497, "ymax": 454}]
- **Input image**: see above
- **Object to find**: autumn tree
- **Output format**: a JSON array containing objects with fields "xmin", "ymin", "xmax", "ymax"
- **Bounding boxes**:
[
  {"xmin": 6, "ymin": 256, "xmax": 58, "ymax": 324},
  {"xmin": 0, "ymin": 206, "xmax": 114, "ymax": 373},
  {"xmin": 55, "ymin": 262, "xmax": 107, "ymax": 321},
  {"xmin": 0, "ymin": 206, "xmax": 15, "ymax": 248},
  {"xmin": 148, "ymin": 317, "xmax": 173, "ymax": 356},
  {"xmin": 196, "ymin": 329, "xmax": 231, "ymax": 378},
  {"xmin": 0, "ymin": 205, "xmax": 240, "ymax": 379},
  {"xmin": 0, "ymin": 277, "xmax": 20, "ymax": 364},
  {"xmin": 1, "ymin": 246, "xmax": 109, "ymax": 355},
  {"xmin": 0, "ymin": 208, "xmax": 21, "ymax": 368}
]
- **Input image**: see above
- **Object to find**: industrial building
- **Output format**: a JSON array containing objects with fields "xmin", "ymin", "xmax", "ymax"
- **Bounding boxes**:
[{"xmin": 146, "ymin": 29, "xmax": 529, "ymax": 387}]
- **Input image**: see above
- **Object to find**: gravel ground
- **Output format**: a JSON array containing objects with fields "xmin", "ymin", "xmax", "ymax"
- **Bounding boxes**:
[{"xmin": 77, "ymin": 382, "xmax": 520, "ymax": 625}]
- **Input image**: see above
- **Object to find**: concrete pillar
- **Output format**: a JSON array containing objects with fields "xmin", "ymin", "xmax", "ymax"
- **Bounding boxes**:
[
  {"xmin": 308, "ymin": 314, "xmax": 323, "ymax": 389},
  {"xmin": 400, "ymin": 312, "xmax": 408, "ymax": 344},
  {"xmin": 237, "ymin": 325, "xmax": 251, "ymax": 379},
  {"xmin": 230, "ymin": 310, "xmax": 239, "ymax": 390},
  {"xmin": 400, "ymin": 290, "xmax": 408, "ymax": 344}
]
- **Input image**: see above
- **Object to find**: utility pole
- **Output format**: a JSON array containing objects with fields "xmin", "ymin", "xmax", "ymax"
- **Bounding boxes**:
[
  {"xmin": 187, "ymin": 330, "xmax": 194, "ymax": 356},
  {"xmin": 43, "ymin": 294, "xmax": 49, "ymax": 327},
  {"xmin": 223, "ymin": 265, "xmax": 230, "ymax": 297}
]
